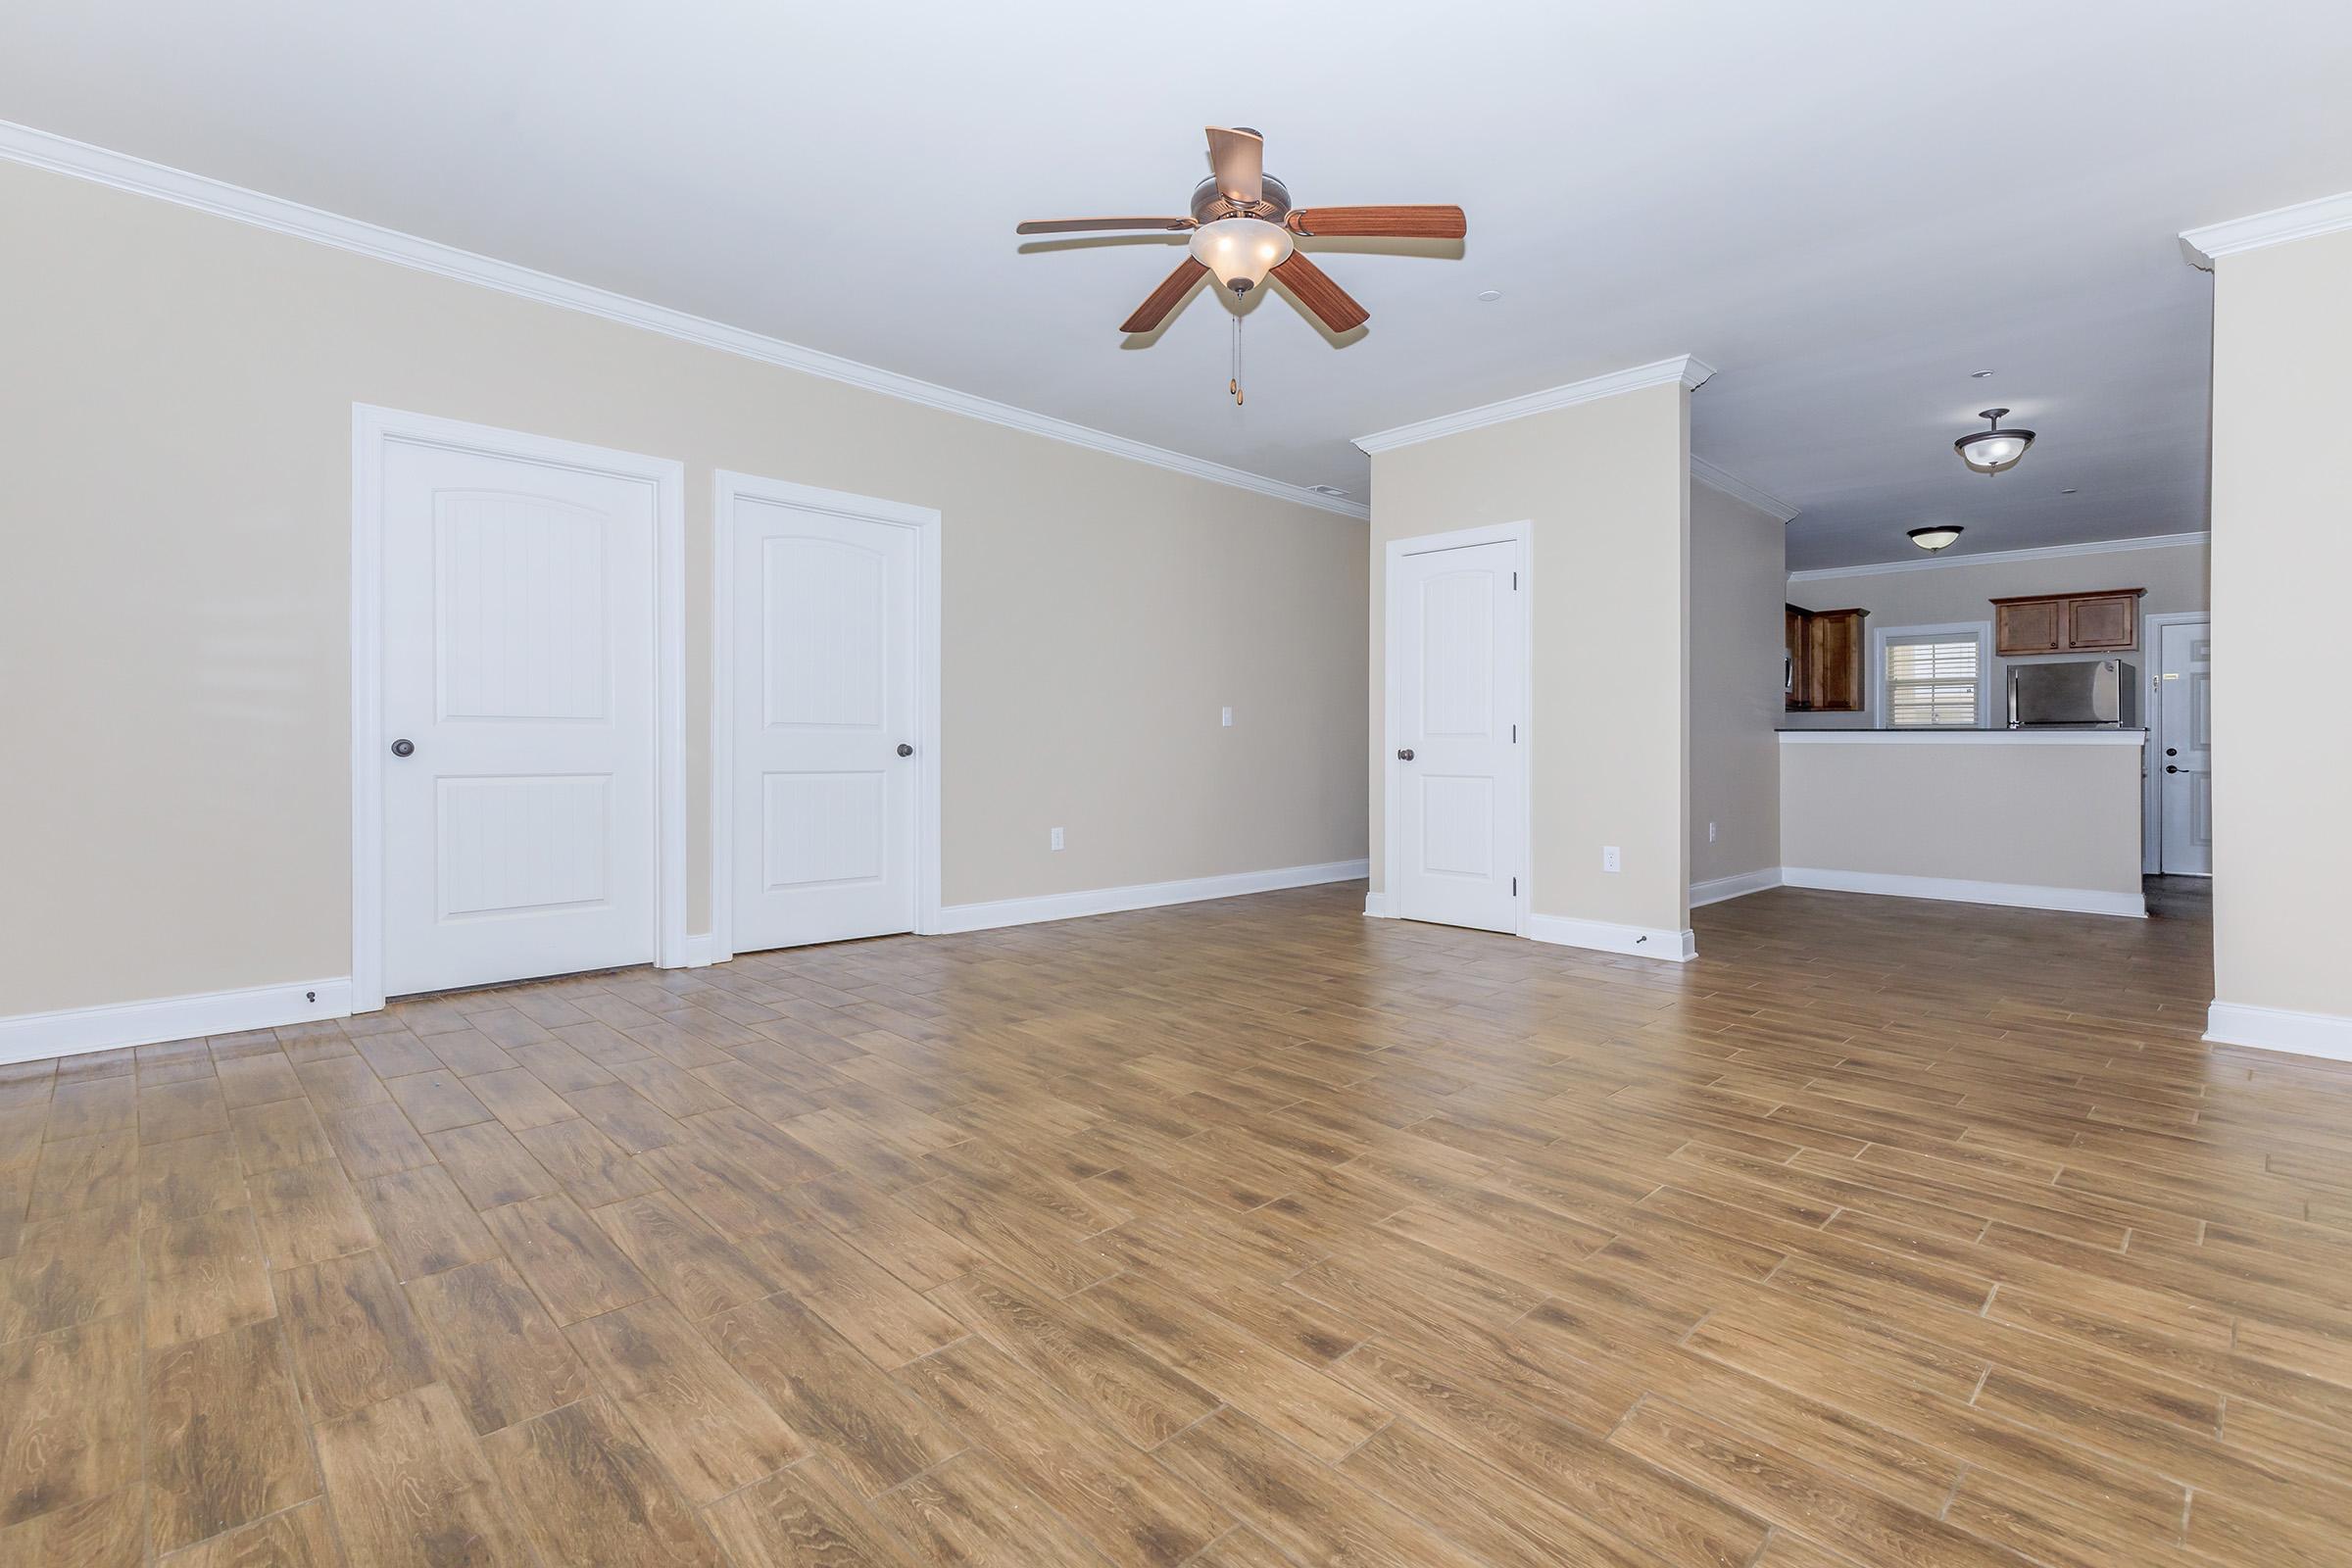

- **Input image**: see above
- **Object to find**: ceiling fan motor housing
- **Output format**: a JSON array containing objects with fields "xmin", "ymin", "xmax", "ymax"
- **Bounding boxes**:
[{"xmin": 1192, "ymin": 174, "xmax": 1291, "ymax": 225}]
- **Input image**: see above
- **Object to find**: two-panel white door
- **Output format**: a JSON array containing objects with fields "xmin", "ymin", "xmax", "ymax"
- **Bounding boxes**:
[
  {"xmin": 729, "ymin": 489, "xmax": 919, "ymax": 952},
  {"xmin": 1394, "ymin": 538, "xmax": 1524, "ymax": 933},
  {"xmin": 2159, "ymin": 618, "xmax": 2212, "ymax": 875},
  {"xmin": 380, "ymin": 442, "xmax": 659, "ymax": 996}
]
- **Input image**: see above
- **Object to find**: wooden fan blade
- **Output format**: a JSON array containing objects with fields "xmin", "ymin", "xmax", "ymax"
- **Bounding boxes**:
[
  {"xmin": 1122, "ymin": 258, "xmax": 1208, "ymax": 333},
  {"xmin": 1288, "ymin": 205, "xmax": 1467, "ymax": 240},
  {"xmin": 1016, "ymin": 217, "xmax": 1196, "ymax": 235},
  {"xmin": 1205, "ymin": 126, "xmax": 1264, "ymax": 207},
  {"xmin": 1270, "ymin": 252, "xmax": 1368, "ymax": 333}
]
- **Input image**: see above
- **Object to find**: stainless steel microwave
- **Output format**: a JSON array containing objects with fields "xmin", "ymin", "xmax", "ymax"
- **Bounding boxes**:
[{"xmin": 2008, "ymin": 660, "xmax": 2138, "ymax": 728}]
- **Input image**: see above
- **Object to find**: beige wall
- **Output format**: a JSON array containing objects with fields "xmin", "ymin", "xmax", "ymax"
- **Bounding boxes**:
[
  {"xmin": 1784, "ymin": 538, "xmax": 2208, "ymax": 729},
  {"xmin": 1780, "ymin": 738, "xmax": 2145, "ymax": 898},
  {"xmin": 0, "ymin": 160, "xmax": 1368, "ymax": 1018},
  {"xmin": 1690, "ymin": 480, "xmax": 1787, "ymax": 887},
  {"xmin": 1367, "ymin": 382, "xmax": 1690, "ymax": 936},
  {"xmin": 2208, "ymin": 225, "xmax": 2352, "ymax": 1023}
]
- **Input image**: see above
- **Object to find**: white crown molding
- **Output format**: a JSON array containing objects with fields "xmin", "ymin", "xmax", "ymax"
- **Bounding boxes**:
[
  {"xmin": 1690, "ymin": 457, "xmax": 1800, "ymax": 522},
  {"xmin": 1352, "ymin": 355, "xmax": 1717, "ymax": 455},
  {"xmin": 2180, "ymin": 189, "xmax": 2352, "ymax": 269},
  {"xmin": 1690, "ymin": 867, "xmax": 1784, "ymax": 907},
  {"xmin": 0, "ymin": 119, "xmax": 1366, "ymax": 522},
  {"xmin": 1526, "ymin": 913, "xmax": 1697, "ymax": 962},
  {"xmin": 2205, "ymin": 1000, "xmax": 2352, "ymax": 1061},
  {"xmin": 937, "ymin": 858, "xmax": 1367, "ymax": 935},
  {"xmin": 1, "ymin": 977, "xmax": 353, "ymax": 1065},
  {"xmin": 1780, "ymin": 866, "xmax": 2145, "ymax": 919},
  {"xmin": 1788, "ymin": 530, "xmax": 2208, "ymax": 582}
]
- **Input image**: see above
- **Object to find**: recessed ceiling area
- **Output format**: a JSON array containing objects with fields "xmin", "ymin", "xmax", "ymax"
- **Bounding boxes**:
[{"xmin": 5, "ymin": 1, "xmax": 2348, "ymax": 568}]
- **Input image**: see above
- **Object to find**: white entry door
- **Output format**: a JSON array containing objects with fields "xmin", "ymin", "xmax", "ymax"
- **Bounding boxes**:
[
  {"xmin": 727, "ymin": 483, "xmax": 920, "ymax": 952},
  {"xmin": 2159, "ymin": 618, "xmax": 2212, "ymax": 875},
  {"xmin": 379, "ymin": 439, "xmax": 661, "ymax": 996},
  {"xmin": 1393, "ymin": 537, "xmax": 1525, "ymax": 933}
]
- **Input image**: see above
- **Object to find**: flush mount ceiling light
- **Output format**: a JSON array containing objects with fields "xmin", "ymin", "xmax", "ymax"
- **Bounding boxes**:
[
  {"xmin": 1955, "ymin": 408, "xmax": 2035, "ymax": 475},
  {"xmin": 1908, "ymin": 525, "xmax": 1965, "ymax": 553}
]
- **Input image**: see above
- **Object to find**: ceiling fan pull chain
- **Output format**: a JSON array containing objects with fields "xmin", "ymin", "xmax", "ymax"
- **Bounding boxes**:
[{"xmin": 1231, "ymin": 313, "xmax": 1245, "ymax": 406}]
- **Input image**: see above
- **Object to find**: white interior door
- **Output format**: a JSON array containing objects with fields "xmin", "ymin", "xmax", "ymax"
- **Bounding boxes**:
[
  {"xmin": 1394, "ymin": 538, "xmax": 1524, "ymax": 933},
  {"xmin": 379, "ymin": 441, "xmax": 659, "ymax": 996},
  {"xmin": 2159, "ymin": 618, "xmax": 2212, "ymax": 875},
  {"xmin": 729, "ymin": 489, "xmax": 918, "ymax": 952}
]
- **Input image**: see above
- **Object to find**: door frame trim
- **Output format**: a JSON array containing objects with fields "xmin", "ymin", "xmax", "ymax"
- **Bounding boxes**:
[
  {"xmin": 1380, "ymin": 519, "xmax": 1533, "ymax": 937},
  {"xmin": 2143, "ymin": 609, "xmax": 2211, "ymax": 876},
  {"xmin": 710, "ymin": 470, "xmax": 944, "ymax": 963},
  {"xmin": 349, "ymin": 405, "xmax": 690, "ymax": 1012}
]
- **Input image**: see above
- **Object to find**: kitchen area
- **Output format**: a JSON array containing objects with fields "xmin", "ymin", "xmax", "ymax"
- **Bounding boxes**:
[{"xmin": 1773, "ymin": 582, "xmax": 2181, "ymax": 918}]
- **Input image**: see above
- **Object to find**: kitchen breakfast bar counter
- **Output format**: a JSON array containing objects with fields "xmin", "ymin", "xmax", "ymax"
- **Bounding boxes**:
[{"xmin": 1776, "ymin": 728, "xmax": 2148, "ymax": 917}]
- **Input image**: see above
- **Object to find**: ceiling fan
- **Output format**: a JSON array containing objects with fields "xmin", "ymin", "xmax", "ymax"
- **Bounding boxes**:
[{"xmin": 1017, "ymin": 126, "xmax": 1466, "ymax": 346}]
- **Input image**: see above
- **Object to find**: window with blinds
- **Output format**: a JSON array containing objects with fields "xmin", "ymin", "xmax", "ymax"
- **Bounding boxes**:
[{"xmin": 1885, "ymin": 635, "xmax": 1982, "ymax": 727}]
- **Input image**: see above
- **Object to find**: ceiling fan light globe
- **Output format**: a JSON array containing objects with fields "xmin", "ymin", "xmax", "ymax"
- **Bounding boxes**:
[{"xmin": 1189, "ymin": 218, "xmax": 1292, "ymax": 293}]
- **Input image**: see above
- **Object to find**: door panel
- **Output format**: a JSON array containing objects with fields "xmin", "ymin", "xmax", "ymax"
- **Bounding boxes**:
[
  {"xmin": 381, "ymin": 447, "xmax": 658, "ymax": 996},
  {"xmin": 1395, "ymin": 539, "xmax": 1522, "ymax": 934},
  {"xmin": 2066, "ymin": 594, "xmax": 2135, "ymax": 650},
  {"xmin": 731, "ymin": 494, "xmax": 918, "ymax": 952},
  {"xmin": 1995, "ymin": 599, "xmax": 2063, "ymax": 656},
  {"xmin": 2159, "ymin": 620, "xmax": 2212, "ymax": 875}
]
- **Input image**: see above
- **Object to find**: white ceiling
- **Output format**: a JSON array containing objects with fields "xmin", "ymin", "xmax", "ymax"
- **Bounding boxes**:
[{"xmin": 5, "ymin": 1, "xmax": 2349, "ymax": 567}]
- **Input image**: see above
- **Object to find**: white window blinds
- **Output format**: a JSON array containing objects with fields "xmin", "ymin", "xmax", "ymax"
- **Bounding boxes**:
[{"xmin": 1885, "ymin": 635, "xmax": 1981, "ymax": 727}]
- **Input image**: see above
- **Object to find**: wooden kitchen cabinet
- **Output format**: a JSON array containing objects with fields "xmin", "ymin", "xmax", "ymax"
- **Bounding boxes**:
[
  {"xmin": 1784, "ymin": 606, "xmax": 1811, "ymax": 709},
  {"xmin": 2063, "ymin": 592, "xmax": 2139, "ymax": 650},
  {"xmin": 1994, "ymin": 597, "xmax": 2065, "ymax": 656},
  {"xmin": 1785, "ymin": 605, "xmax": 1867, "ymax": 711},
  {"xmin": 1990, "ymin": 588, "xmax": 2145, "ymax": 656},
  {"xmin": 1810, "ymin": 610, "xmax": 1866, "ymax": 710}
]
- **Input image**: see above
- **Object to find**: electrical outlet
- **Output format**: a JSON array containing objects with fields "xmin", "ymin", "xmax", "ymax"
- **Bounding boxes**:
[
  {"xmin": 1051, "ymin": 827, "xmax": 1064, "ymax": 852},
  {"xmin": 1602, "ymin": 846, "xmax": 1622, "ymax": 873},
  {"xmin": 1221, "ymin": 706, "xmax": 1234, "ymax": 727},
  {"xmin": 1708, "ymin": 821, "xmax": 1717, "ymax": 843}
]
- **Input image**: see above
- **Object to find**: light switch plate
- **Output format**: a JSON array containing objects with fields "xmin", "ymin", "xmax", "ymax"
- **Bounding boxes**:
[
  {"xmin": 1221, "ymin": 707, "xmax": 1234, "ymax": 727},
  {"xmin": 1051, "ymin": 827, "xmax": 1064, "ymax": 852}
]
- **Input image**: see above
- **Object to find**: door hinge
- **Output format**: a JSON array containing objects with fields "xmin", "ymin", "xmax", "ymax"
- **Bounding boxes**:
[
  {"xmin": 1512, "ymin": 570, "xmax": 1519, "ymax": 589},
  {"xmin": 1511, "ymin": 876, "xmax": 1518, "ymax": 896},
  {"xmin": 1511, "ymin": 723, "xmax": 1518, "ymax": 743}
]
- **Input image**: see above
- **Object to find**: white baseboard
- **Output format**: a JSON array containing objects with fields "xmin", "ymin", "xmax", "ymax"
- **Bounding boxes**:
[
  {"xmin": 1527, "ymin": 914, "xmax": 1697, "ymax": 962},
  {"xmin": 1690, "ymin": 867, "xmax": 1784, "ymax": 907},
  {"xmin": 2205, "ymin": 1000, "xmax": 2352, "ymax": 1061},
  {"xmin": 1779, "ymin": 866, "xmax": 2145, "ymax": 919},
  {"xmin": 0, "ymin": 977, "xmax": 354, "ymax": 1066},
  {"xmin": 937, "ymin": 858, "xmax": 1370, "ymax": 935},
  {"xmin": 1362, "ymin": 891, "xmax": 1392, "ymax": 918}
]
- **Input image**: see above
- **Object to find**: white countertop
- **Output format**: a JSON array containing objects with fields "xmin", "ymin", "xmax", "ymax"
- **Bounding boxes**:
[{"xmin": 1778, "ymin": 729, "xmax": 2147, "ymax": 746}]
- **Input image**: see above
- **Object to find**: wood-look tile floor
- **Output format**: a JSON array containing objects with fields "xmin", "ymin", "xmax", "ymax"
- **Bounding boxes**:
[{"xmin": 7, "ymin": 875, "xmax": 2351, "ymax": 1565}]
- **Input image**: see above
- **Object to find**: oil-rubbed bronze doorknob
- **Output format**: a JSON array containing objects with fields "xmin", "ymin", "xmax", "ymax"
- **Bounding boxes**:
[
  {"xmin": 2166, "ymin": 764, "xmax": 2179, "ymax": 773},
  {"xmin": 1396, "ymin": 748, "xmax": 1415, "ymax": 760},
  {"xmin": 897, "ymin": 743, "xmax": 913, "ymax": 758},
  {"xmin": 390, "ymin": 739, "xmax": 415, "ymax": 758}
]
